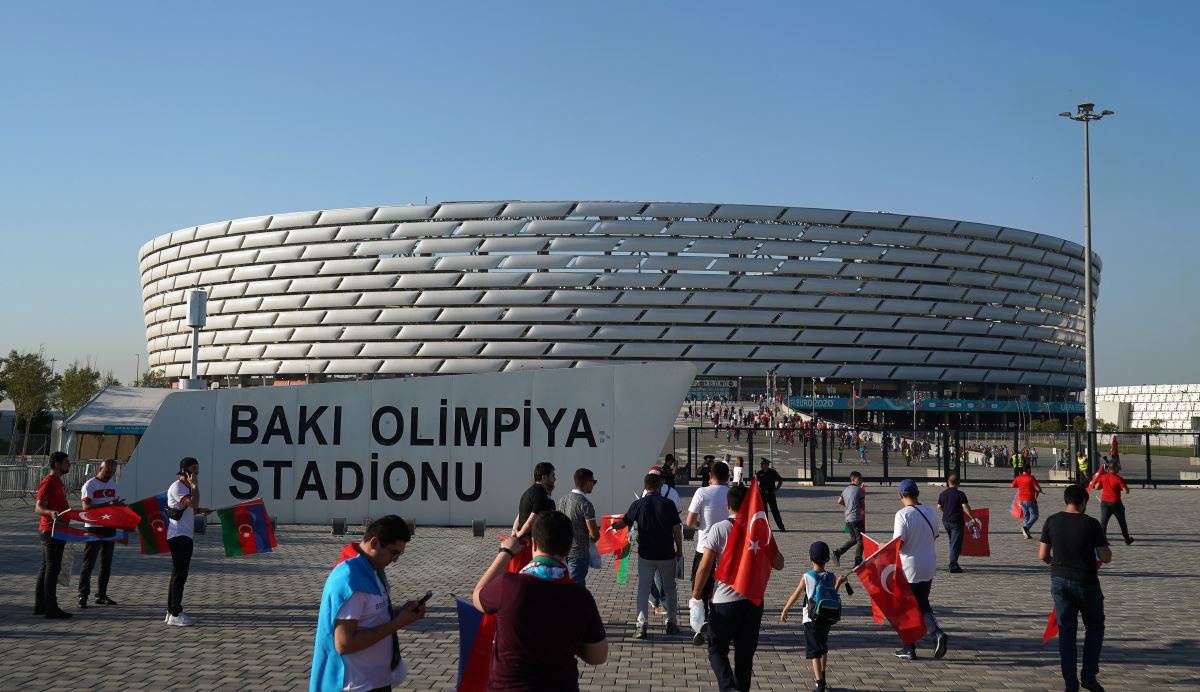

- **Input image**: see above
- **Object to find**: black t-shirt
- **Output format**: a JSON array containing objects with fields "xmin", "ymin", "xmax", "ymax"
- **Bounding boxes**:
[
  {"xmin": 755, "ymin": 468, "xmax": 783, "ymax": 494},
  {"xmin": 937, "ymin": 488, "xmax": 969, "ymax": 524},
  {"xmin": 1040, "ymin": 511, "xmax": 1109, "ymax": 584},
  {"xmin": 622, "ymin": 493, "xmax": 682, "ymax": 561},
  {"xmin": 516, "ymin": 484, "xmax": 555, "ymax": 530}
]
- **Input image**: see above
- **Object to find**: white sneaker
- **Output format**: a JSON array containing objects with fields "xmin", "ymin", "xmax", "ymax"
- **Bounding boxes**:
[
  {"xmin": 164, "ymin": 612, "xmax": 170, "ymax": 623},
  {"xmin": 166, "ymin": 613, "xmax": 194, "ymax": 626}
]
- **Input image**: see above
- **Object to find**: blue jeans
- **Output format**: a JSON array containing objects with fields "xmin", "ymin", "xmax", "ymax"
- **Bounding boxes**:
[
  {"xmin": 1051, "ymin": 576, "xmax": 1105, "ymax": 690},
  {"xmin": 1020, "ymin": 500, "xmax": 1039, "ymax": 531},
  {"xmin": 944, "ymin": 521, "xmax": 964, "ymax": 570},
  {"xmin": 566, "ymin": 555, "xmax": 589, "ymax": 589}
]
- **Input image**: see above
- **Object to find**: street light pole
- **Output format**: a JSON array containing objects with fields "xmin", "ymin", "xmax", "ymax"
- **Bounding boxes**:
[{"xmin": 1061, "ymin": 103, "xmax": 1114, "ymax": 469}]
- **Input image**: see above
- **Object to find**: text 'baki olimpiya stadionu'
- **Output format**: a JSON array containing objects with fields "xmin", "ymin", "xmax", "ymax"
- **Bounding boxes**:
[{"xmin": 138, "ymin": 201, "xmax": 1097, "ymax": 427}]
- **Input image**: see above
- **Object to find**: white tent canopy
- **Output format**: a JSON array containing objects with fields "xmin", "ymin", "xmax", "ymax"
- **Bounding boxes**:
[{"xmin": 64, "ymin": 386, "xmax": 174, "ymax": 434}]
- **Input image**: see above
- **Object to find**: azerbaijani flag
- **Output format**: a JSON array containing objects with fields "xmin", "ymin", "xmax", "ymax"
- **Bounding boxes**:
[
  {"xmin": 454, "ymin": 596, "xmax": 496, "ymax": 692},
  {"xmin": 51, "ymin": 522, "xmax": 131, "ymax": 544},
  {"xmin": 128, "ymin": 492, "xmax": 170, "ymax": 555},
  {"xmin": 597, "ymin": 515, "xmax": 631, "ymax": 584},
  {"xmin": 216, "ymin": 498, "xmax": 277, "ymax": 557}
]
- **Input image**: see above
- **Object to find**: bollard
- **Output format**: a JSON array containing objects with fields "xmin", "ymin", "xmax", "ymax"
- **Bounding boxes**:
[
  {"xmin": 331, "ymin": 517, "xmax": 347, "ymax": 536},
  {"xmin": 472, "ymin": 519, "xmax": 486, "ymax": 538}
]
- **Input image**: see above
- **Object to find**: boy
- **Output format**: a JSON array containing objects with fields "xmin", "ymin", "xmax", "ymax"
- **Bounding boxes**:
[{"xmin": 781, "ymin": 541, "xmax": 850, "ymax": 692}]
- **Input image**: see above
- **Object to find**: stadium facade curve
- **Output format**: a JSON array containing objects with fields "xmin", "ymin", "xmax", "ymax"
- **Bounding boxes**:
[{"xmin": 139, "ymin": 201, "xmax": 1099, "ymax": 410}]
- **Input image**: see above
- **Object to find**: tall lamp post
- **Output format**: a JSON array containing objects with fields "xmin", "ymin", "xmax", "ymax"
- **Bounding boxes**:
[{"xmin": 1060, "ymin": 103, "xmax": 1114, "ymax": 469}]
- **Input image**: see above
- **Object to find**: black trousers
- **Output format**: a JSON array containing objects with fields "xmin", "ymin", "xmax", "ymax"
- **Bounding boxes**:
[
  {"xmin": 708, "ymin": 599, "xmax": 764, "ymax": 692},
  {"xmin": 1100, "ymin": 501, "xmax": 1131, "ymax": 540},
  {"xmin": 167, "ymin": 536, "xmax": 194, "ymax": 616},
  {"xmin": 35, "ymin": 531, "xmax": 66, "ymax": 612},
  {"xmin": 834, "ymin": 521, "xmax": 865, "ymax": 566},
  {"xmin": 79, "ymin": 527, "xmax": 116, "ymax": 599},
  {"xmin": 761, "ymin": 493, "xmax": 785, "ymax": 530}
]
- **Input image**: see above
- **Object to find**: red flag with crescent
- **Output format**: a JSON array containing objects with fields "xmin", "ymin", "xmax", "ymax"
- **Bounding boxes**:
[
  {"xmin": 58, "ymin": 506, "xmax": 142, "ymax": 530},
  {"xmin": 860, "ymin": 533, "xmax": 886, "ymax": 625},
  {"xmin": 852, "ymin": 537, "xmax": 927, "ymax": 645},
  {"xmin": 960, "ymin": 508, "xmax": 991, "ymax": 557},
  {"xmin": 713, "ymin": 476, "xmax": 778, "ymax": 605}
]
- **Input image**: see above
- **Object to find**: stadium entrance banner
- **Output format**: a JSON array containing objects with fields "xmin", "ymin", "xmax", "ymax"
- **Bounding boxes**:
[
  {"xmin": 122, "ymin": 363, "xmax": 695, "ymax": 525},
  {"xmin": 786, "ymin": 396, "xmax": 1084, "ymax": 414}
]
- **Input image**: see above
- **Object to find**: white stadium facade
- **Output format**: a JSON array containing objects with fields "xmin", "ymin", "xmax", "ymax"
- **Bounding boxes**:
[{"xmin": 139, "ymin": 201, "xmax": 1097, "ymax": 426}]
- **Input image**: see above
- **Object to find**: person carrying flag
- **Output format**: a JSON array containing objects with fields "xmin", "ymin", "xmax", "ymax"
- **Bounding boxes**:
[
  {"xmin": 311, "ymin": 515, "xmax": 426, "ymax": 692},
  {"xmin": 77, "ymin": 458, "xmax": 124, "ymax": 608},
  {"xmin": 1039, "ymin": 485, "xmax": 1112, "ymax": 692},
  {"xmin": 472, "ymin": 510, "xmax": 607, "ymax": 691},
  {"xmin": 1011, "ymin": 468, "xmax": 1043, "ymax": 539},
  {"xmin": 33, "ymin": 451, "xmax": 73, "ymax": 619},
  {"xmin": 610, "ymin": 473, "xmax": 683, "ymax": 639},
  {"xmin": 936, "ymin": 474, "xmax": 977, "ymax": 574},
  {"xmin": 892, "ymin": 479, "xmax": 948, "ymax": 661},
  {"xmin": 691, "ymin": 484, "xmax": 785, "ymax": 692},
  {"xmin": 1088, "ymin": 459, "xmax": 1134, "ymax": 545}
]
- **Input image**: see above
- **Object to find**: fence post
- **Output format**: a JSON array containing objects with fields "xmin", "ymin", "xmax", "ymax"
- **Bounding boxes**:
[
  {"xmin": 748, "ymin": 429, "xmax": 755, "ymax": 472},
  {"xmin": 882, "ymin": 432, "xmax": 890, "ymax": 483},
  {"xmin": 1144, "ymin": 432, "xmax": 1155, "ymax": 489}
]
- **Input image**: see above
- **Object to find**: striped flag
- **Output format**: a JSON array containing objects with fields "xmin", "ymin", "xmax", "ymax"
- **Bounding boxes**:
[
  {"xmin": 216, "ymin": 498, "xmax": 277, "ymax": 557},
  {"xmin": 128, "ymin": 492, "xmax": 171, "ymax": 555},
  {"xmin": 454, "ymin": 596, "xmax": 496, "ymax": 692},
  {"xmin": 597, "ymin": 515, "xmax": 631, "ymax": 584},
  {"xmin": 51, "ymin": 522, "xmax": 131, "ymax": 544}
]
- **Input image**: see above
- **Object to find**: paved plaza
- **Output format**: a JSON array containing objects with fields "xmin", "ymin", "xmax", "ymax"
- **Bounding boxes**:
[{"xmin": 2, "ymin": 481, "xmax": 1198, "ymax": 692}]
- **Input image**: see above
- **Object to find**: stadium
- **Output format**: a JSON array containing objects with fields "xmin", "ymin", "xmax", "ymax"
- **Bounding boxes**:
[{"xmin": 139, "ymin": 201, "xmax": 1095, "ymax": 427}]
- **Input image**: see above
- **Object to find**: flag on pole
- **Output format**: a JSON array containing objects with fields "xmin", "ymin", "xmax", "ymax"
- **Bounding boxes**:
[
  {"xmin": 128, "ymin": 492, "xmax": 170, "ymax": 555},
  {"xmin": 454, "ymin": 596, "xmax": 496, "ymax": 692},
  {"xmin": 216, "ymin": 498, "xmax": 277, "ymax": 557},
  {"xmin": 713, "ymin": 476, "xmax": 779, "ymax": 605},
  {"xmin": 852, "ymin": 537, "xmax": 927, "ymax": 645},
  {"xmin": 58, "ymin": 506, "xmax": 142, "ymax": 530},
  {"xmin": 860, "ymin": 533, "xmax": 886, "ymax": 625},
  {"xmin": 597, "ymin": 515, "xmax": 631, "ymax": 584},
  {"xmin": 961, "ymin": 508, "xmax": 991, "ymax": 557}
]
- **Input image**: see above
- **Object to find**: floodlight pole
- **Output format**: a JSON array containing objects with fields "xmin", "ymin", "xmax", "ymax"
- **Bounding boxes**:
[{"xmin": 1061, "ymin": 103, "xmax": 1114, "ymax": 470}]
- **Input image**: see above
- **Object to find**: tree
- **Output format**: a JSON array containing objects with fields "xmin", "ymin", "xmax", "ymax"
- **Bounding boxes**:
[
  {"xmin": 1072, "ymin": 416, "xmax": 1088, "ymax": 432},
  {"xmin": 1148, "ymin": 418, "xmax": 1165, "ymax": 433},
  {"xmin": 103, "ymin": 371, "xmax": 121, "ymax": 387},
  {"xmin": 0, "ymin": 350, "xmax": 58, "ymax": 457},
  {"xmin": 1097, "ymin": 419, "xmax": 1118, "ymax": 433},
  {"xmin": 138, "ymin": 368, "xmax": 170, "ymax": 388},
  {"xmin": 53, "ymin": 362, "xmax": 103, "ymax": 420}
]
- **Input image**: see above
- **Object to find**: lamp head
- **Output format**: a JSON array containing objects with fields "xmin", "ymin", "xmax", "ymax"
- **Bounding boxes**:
[
  {"xmin": 1077, "ymin": 103, "xmax": 1095, "ymax": 115},
  {"xmin": 1059, "ymin": 111, "xmax": 1072, "ymax": 118},
  {"xmin": 1100, "ymin": 109, "xmax": 1114, "ymax": 116}
]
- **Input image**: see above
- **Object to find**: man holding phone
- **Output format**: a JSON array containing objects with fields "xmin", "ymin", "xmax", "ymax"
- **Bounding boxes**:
[
  {"xmin": 312, "ymin": 515, "xmax": 427, "ymax": 692},
  {"xmin": 164, "ymin": 457, "xmax": 210, "ymax": 626}
]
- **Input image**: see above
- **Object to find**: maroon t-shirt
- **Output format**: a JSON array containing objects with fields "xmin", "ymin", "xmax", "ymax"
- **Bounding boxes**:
[
  {"xmin": 36, "ymin": 474, "xmax": 68, "ymax": 532},
  {"xmin": 479, "ymin": 572, "xmax": 606, "ymax": 692}
]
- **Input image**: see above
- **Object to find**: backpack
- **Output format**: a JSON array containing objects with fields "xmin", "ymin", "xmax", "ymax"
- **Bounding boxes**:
[{"xmin": 805, "ymin": 570, "xmax": 841, "ymax": 625}]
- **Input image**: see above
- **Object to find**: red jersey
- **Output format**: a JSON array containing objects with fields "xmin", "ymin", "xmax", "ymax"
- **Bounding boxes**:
[
  {"xmin": 1088, "ymin": 473, "xmax": 1128, "ymax": 504},
  {"xmin": 1010, "ymin": 474, "xmax": 1042, "ymax": 502},
  {"xmin": 35, "ymin": 473, "xmax": 69, "ymax": 532}
]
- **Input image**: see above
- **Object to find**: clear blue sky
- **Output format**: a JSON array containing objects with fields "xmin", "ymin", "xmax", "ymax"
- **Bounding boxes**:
[{"xmin": 1, "ymin": 1, "xmax": 1196, "ymax": 386}]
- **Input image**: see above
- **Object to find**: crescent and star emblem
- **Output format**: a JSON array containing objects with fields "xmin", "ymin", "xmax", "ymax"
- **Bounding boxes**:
[
  {"xmin": 747, "ymin": 511, "xmax": 772, "ymax": 553},
  {"xmin": 151, "ymin": 519, "xmax": 165, "ymax": 533},
  {"xmin": 880, "ymin": 564, "xmax": 897, "ymax": 595},
  {"xmin": 238, "ymin": 524, "xmax": 254, "ymax": 539}
]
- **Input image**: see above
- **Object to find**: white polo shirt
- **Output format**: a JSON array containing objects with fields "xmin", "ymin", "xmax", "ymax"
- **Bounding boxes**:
[{"xmin": 80, "ymin": 477, "xmax": 118, "ymax": 528}]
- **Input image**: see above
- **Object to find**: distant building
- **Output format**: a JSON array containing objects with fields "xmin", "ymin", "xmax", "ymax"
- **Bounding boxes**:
[{"xmin": 1096, "ymin": 384, "xmax": 1200, "ymax": 430}]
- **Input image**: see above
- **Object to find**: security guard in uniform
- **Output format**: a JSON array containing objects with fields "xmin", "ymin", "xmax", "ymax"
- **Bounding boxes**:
[
  {"xmin": 1010, "ymin": 450, "xmax": 1025, "ymax": 479},
  {"xmin": 1076, "ymin": 452, "xmax": 1089, "ymax": 485}
]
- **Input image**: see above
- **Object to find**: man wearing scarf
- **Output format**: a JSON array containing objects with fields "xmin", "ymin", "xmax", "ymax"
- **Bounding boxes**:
[
  {"xmin": 472, "ymin": 510, "xmax": 608, "ymax": 691},
  {"xmin": 311, "ymin": 515, "xmax": 427, "ymax": 692}
]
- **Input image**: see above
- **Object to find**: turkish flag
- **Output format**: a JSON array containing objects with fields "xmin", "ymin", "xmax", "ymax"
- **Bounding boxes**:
[
  {"xmin": 59, "ymin": 506, "xmax": 142, "ymax": 530},
  {"xmin": 496, "ymin": 534, "xmax": 532, "ymax": 573},
  {"xmin": 853, "ymin": 537, "xmax": 928, "ymax": 645},
  {"xmin": 1010, "ymin": 492, "xmax": 1023, "ymax": 520},
  {"xmin": 860, "ymin": 533, "xmax": 886, "ymax": 625},
  {"xmin": 1042, "ymin": 608, "xmax": 1058, "ymax": 644},
  {"xmin": 961, "ymin": 508, "xmax": 991, "ymax": 557},
  {"xmin": 713, "ymin": 476, "xmax": 779, "ymax": 605},
  {"xmin": 595, "ymin": 515, "xmax": 629, "ymax": 556}
]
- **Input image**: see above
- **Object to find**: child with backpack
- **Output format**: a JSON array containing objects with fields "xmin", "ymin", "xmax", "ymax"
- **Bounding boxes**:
[{"xmin": 781, "ymin": 541, "xmax": 851, "ymax": 692}]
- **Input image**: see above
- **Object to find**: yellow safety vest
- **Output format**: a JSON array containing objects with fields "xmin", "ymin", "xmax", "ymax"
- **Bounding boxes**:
[
  {"xmin": 1076, "ymin": 456, "xmax": 1088, "ymax": 473},
  {"xmin": 1011, "ymin": 453, "xmax": 1024, "ymax": 468}
]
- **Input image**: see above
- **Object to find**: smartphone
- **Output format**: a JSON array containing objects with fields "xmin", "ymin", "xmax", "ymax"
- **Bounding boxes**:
[{"xmin": 415, "ymin": 590, "xmax": 435, "ymax": 608}]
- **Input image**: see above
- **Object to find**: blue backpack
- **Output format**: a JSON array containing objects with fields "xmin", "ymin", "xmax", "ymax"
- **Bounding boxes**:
[{"xmin": 806, "ymin": 570, "xmax": 842, "ymax": 625}]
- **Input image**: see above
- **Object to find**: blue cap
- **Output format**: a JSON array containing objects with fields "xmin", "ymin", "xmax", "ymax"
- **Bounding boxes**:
[
  {"xmin": 898, "ymin": 478, "xmax": 918, "ymax": 494},
  {"xmin": 809, "ymin": 541, "xmax": 831, "ymax": 563}
]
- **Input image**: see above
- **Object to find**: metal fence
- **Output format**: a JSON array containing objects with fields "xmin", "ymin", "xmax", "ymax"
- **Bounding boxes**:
[
  {"xmin": 0, "ymin": 459, "xmax": 129, "ymax": 505},
  {"xmin": 677, "ymin": 425, "xmax": 1200, "ymax": 488}
]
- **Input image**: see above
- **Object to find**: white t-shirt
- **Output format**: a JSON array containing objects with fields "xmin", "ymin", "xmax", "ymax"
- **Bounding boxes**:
[
  {"xmin": 335, "ymin": 570, "xmax": 395, "ymax": 691},
  {"xmin": 892, "ymin": 504, "xmax": 939, "ymax": 583},
  {"xmin": 80, "ymin": 477, "xmax": 119, "ymax": 528},
  {"xmin": 167, "ymin": 479, "xmax": 194, "ymax": 540},
  {"xmin": 687, "ymin": 484, "xmax": 730, "ymax": 554}
]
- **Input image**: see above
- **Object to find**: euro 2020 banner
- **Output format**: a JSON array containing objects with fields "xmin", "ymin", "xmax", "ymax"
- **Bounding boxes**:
[{"xmin": 122, "ymin": 363, "xmax": 695, "ymax": 525}]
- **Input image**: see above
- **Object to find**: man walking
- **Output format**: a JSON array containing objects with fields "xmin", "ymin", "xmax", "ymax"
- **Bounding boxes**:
[
  {"xmin": 612, "ymin": 474, "xmax": 683, "ymax": 638},
  {"xmin": 311, "ymin": 515, "xmax": 427, "ymax": 691},
  {"xmin": 1040, "ymin": 485, "xmax": 1112, "ymax": 692},
  {"xmin": 692, "ymin": 484, "xmax": 785, "ymax": 692},
  {"xmin": 686, "ymin": 461, "xmax": 730, "ymax": 644},
  {"xmin": 557, "ymin": 468, "xmax": 600, "ymax": 588},
  {"xmin": 755, "ymin": 459, "xmax": 786, "ymax": 532},
  {"xmin": 34, "ymin": 451, "xmax": 73, "ymax": 619},
  {"xmin": 1011, "ymin": 467, "xmax": 1043, "ymax": 539},
  {"xmin": 78, "ymin": 458, "xmax": 123, "ymax": 608},
  {"xmin": 936, "ymin": 474, "xmax": 976, "ymax": 573},
  {"xmin": 473, "ymin": 511, "xmax": 608, "ymax": 691},
  {"xmin": 513, "ymin": 462, "xmax": 556, "ymax": 536},
  {"xmin": 1088, "ymin": 460, "xmax": 1134, "ymax": 545},
  {"xmin": 646, "ymin": 465, "xmax": 682, "ymax": 615},
  {"xmin": 892, "ymin": 479, "xmax": 948, "ymax": 660},
  {"xmin": 832, "ymin": 471, "xmax": 866, "ymax": 568}
]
